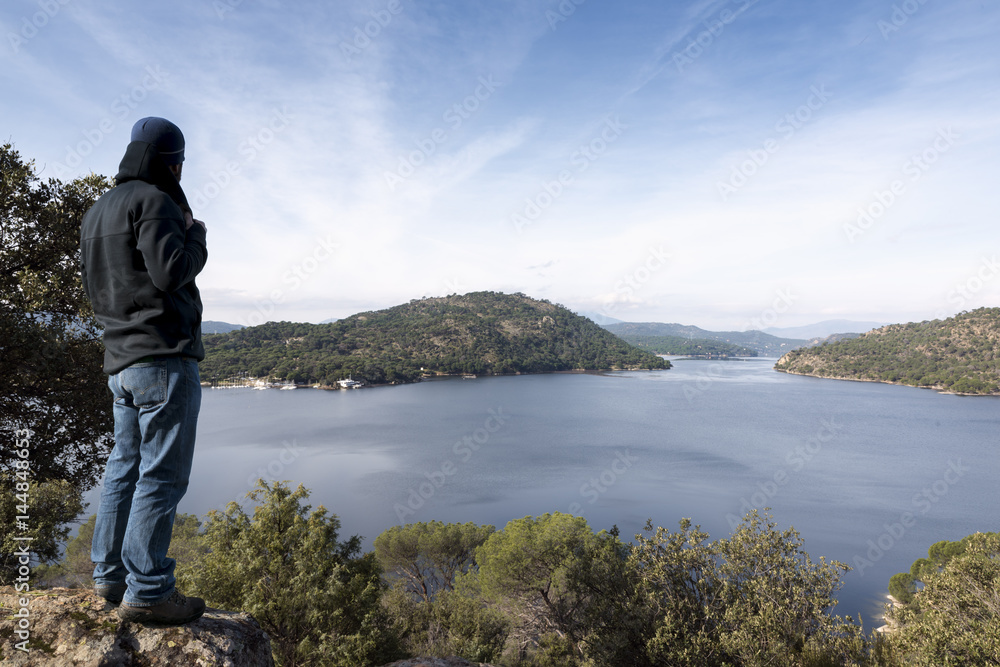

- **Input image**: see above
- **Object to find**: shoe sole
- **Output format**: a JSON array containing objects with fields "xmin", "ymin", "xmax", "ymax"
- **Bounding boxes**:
[{"xmin": 117, "ymin": 606, "xmax": 205, "ymax": 625}]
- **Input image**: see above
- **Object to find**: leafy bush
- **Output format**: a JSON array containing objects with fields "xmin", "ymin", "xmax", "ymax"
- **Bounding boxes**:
[
  {"xmin": 376, "ymin": 521, "xmax": 506, "ymax": 663},
  {"xmin": 375, "ymin": 520, "xmax": 494, "ymax": 602},
  {"xmin": 466, "ymin": 510, "xmax": 873, "ymax": 666},
  {"xmin": 187, "ymin": 480, "xmax": 405, "ymax": 667},
  {"xmin": 886, "ymin": 532, "xmax": 1000, "ymax": 666},
  {"xmin": 888, "ymin": 572, "xmax": 917, "ymax": 604},
  {"xmin": 0, "ymin": 477, "xmax": 83, "ymax": 584}
]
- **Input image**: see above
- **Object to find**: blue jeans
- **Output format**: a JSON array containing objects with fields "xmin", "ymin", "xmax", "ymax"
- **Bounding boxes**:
[{"xmin": 91, "ymin": 357, "xmax": 201, "ymax": 606}]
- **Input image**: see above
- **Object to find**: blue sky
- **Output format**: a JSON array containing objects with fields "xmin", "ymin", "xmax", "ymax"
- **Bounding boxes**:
[{"xmin": 4, "ymin": 0, "xmax": 998, "ymax": 330}]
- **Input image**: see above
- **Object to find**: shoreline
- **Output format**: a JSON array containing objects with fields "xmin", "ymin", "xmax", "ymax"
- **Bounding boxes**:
[
  {"xmin": 774, "ymin": 368, "xmax": 1000, "ymax": 397},
  {"xmin": 874, "ymin": 594, "xmax": 901, "ymax": 634},
  {"xmin": 321, "ymin": 367, "xmax": 671, "ymax": 390},
  {"xmin": 206, "ymin": 366, "xmax": 672, "ymax": 391}
]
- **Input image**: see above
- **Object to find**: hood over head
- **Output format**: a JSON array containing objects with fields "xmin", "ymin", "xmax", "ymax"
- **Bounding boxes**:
[{"xmin": 114, "ymin": 141, "xmax": 191, "ymax": 214}]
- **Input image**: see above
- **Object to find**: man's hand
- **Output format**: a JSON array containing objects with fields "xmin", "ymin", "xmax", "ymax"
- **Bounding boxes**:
[{"xmin": 185, "ymin": 211, "xmax": 206, "ymax": 231}]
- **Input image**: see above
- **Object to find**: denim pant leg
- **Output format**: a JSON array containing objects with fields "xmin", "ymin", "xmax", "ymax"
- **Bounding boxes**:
[
  {"xmin": 91, "ymin": 358, "xmax": 201, "ymax": 606},
  {"xmin": 91, "ymin": 375, "xmax": 143, "ymax": 588}
]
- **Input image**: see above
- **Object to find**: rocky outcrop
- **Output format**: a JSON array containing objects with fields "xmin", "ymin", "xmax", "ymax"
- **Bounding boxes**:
[{"xmin": 0, "ymin": 586, "xmax": 273, "ymax": 666}]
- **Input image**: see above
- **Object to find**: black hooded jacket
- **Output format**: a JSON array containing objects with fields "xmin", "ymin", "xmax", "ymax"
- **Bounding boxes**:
[{"xmin": 80, "ymin": 141, "xmax": 208, "ymax": 374}]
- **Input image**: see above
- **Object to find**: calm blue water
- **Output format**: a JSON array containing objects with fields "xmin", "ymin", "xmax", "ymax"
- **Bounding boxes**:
[{"xmin": 84, "ymin": 358, "xmax": 999, "ymax": 629}]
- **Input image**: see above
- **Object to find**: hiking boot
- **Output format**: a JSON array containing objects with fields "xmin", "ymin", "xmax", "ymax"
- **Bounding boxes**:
[
  {"xmin": 117, "ymin": 589, "xmax": 206, "ymax": 625},
  {"xmin": 94, "ymin": 582, "xmax": 127, "ymax": 607}
]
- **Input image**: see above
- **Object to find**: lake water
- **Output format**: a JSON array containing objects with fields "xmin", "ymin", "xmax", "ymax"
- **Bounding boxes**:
[{"xmin": 83, "ymin": 357, "xmax": 999, "ymax": 629}]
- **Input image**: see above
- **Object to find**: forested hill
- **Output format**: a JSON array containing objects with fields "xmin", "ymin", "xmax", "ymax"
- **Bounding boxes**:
[
  {"xmin": 603, "ymin": 321, "xmax": 806, "ymax": 357},
  {"xmin": 614, "ymin": 334, "xmax": 757, "ymax": 357},
  {"xmin": 774, "ymin": 308, "xmax": 1000, "ymax": 394},
  {"xmin": 200, "ymin": 292, "xmax": 670, "ymax": 386}
]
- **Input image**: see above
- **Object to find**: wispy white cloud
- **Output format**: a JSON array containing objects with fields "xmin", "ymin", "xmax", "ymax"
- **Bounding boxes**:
[{"xmin": 2, "ymin": 0, "xmax": 997, "ymax": 328}]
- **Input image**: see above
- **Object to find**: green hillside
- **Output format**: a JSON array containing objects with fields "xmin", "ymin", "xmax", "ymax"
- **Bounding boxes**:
[
  {"xmin": 201, "ymin": 291, "xmax": 670, "ymax": 386},
  {"xmin": 614, "ymin": 334, "xmax": 757, "ymax": 357},
  {"xmin": 774, "ymin": 308, "xmax": 1000, "ymax": 394},
  {"xmin": 603, "ymin": 322, "xmax": 805, "ymax": 357}
]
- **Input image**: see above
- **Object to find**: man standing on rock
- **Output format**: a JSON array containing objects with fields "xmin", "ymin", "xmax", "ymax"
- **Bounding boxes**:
[{"xmin": 80, "ymin": 117, "xmax": 207, "ymax": 624}]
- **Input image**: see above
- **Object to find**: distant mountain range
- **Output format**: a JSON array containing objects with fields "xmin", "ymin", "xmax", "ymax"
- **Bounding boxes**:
[
  {"xmin": 202, "ymin": 320, "xmax": 245, "ymax": 334},
  {"xmin": 601, "ymin": 322, "xmax": 808, "ymax": 357},
  {"xmin": 762, "ymin": 320, "xmax": 886, "ymax": 340},
  {"xmin": 575, "ymin": 311, "xmax": 625, "ymax": 326},
  {"xmin": 612, "ymin": 334, "xmax": 758, "ymax": 358}
]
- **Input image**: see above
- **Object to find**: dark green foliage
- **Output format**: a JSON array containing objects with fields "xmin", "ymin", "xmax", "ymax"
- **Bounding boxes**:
[
  {"xmin": 774, "ymin": 310, "xmax": 1000, "ymax": 394},
  {"xmin": 888, "ymin": 534, "xmax": 987, "ymax": 608},
  {"xmin": 895, "ymin": 536, "xmax": 975, "ymax": 576},
  {"xmin": 614, "ymin": 333, "xmax": 757, "ymax": 357},
  {"xmin": 1, "ymin": 143, "xmax": 114, "ymax": 489},
  {"xmin": 476, "ymin": 512, "xmax": 603, "ymax": 660},
  {"xmin": 605, "ymin": 321, "xmax": 806, "ymax": 356},
  {"xmin": 383, "ymin": 580, "xmax": 510, "ymax": 664},
  {"xmin": 468, "ymin": 510, "xmax": 873, "ymax": 666},
  {"xmin": 1, "ymin": 143, "xmax": 112, "ymax": 584},
  {"xmin": 32, "ymin": 512, "xmax": 96, "ymax": 588},
  {"xmin": 200, "ymin": 292, "xmax": 670, "ymax": 386},
  {"xmin": 909, "ymin": 557, "xmax": 936, "ymax": 580},
  {"xmin": 888, "ymin": 572, "xmax": 917, "ymax": 604},
  {"xmin": 581, "ymin": 512, "xmax": 870, "ymax": 667},
  {"xmin": 375, "ymin": 521, "xmax": 495, "ymax": 602},
  {"xmin": 35, "ymin": 479, "xmax": 998, "ymax": 666},
  {"xmin": 33, "ymin": 512, "xmax": 208, "ymax": 591},
  {"xmin": 187, "ymin": 480, "xmax": 405, "ymax": 667},
  {"xmin": 0, "ymin": 477, "xmax": 83, "ymax": 584},
  {"xmin": 885, "ymin": 532, "xmax": 1000, "ymax": 666},
  {"xmin": 375, "ymin": 521, "xmax": 507, "ymax": 662},
  {"xmin": 927, "ymin": 538, "xmax": 968, "ymax": 566}
]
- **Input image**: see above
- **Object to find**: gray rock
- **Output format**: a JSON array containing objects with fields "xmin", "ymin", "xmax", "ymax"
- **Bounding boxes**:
[{"xmin": 0, "ymin": 586, "xmax": 274, "ymax": 666}]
